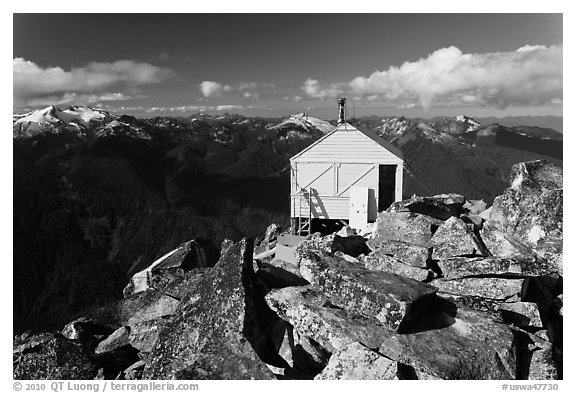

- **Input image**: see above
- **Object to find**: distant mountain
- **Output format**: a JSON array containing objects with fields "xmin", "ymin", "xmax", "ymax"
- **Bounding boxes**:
[
  {"xmin": 472, "ymin": 116, "xmax": 563, "ymax": 133},
  {"xmin": 12, "ymin": 106, "xmax": 562, "ymax": 335}
]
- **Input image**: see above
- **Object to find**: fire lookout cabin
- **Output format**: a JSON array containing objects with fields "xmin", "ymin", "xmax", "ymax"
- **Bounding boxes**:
[{"xmin": 290, "ymin": 98, "xmax": 404, "ymax": 234}]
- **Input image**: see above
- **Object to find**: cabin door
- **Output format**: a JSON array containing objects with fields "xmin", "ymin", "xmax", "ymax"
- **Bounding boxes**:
[{"xmin": 378, "ymin": 165, "xmax": 396, "ymax": 211}]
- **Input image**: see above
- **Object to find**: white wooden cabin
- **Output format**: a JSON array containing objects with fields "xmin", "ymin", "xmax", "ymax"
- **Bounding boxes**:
[{"xmin": 290, "ymin": 111, "xmax": 404, "ymax": 234}]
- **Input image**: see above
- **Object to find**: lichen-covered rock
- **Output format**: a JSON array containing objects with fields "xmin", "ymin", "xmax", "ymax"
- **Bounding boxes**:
[
  {"xmin": 124, "ymin": 360, "xmax": 146, "ymax": 380},
  {"xmin": 95, "ymin": 326, "xmax": 131, "ymax": 354},
  {"xmin": 364, "ymin": 248, "xmax": 430, "ymax": 281},
  {"xmin": 464, "ymin": 199, "xmax": 487, "ymax": 215},
  {"xmin": 387, "ymin": 195, "xmax": 461, "ymax": 220},
  {"xmin": 431, "ymin": 216, "xmax": 488, "ymax": 259},
  {"xmin": 61, "ymin": 318, "xmax": 113, "ymax": 350},
  {"xmin": 299, "ymin": 249, "xmax": 438, "ymax": 330},
  {"xmin": 13, "ymin": 333, "xmax": 98, "ymax": 379},
  {"xmin": 480, "ymin": 228, "xmax": 556, "ymax": 275},
  {"xmin": 498, "ymin": 302, "xmax": 543, "ymax": 329},
  {"xmin": 128, "ymin": 316, "xmax": 170, "ymax": 354},
  {"xmin": 123, "ymin": 238, "xmax": 220, "ymax": 298},
  {"xmin": 378, "ymin": 305, "xmax": 517, "ymax": 379},
  {"xmin": 265, "ymin": 286, "xmax": 392, "ymax": 353},
  {"xmin": 314, "ymin": 342, "xmax": 398, "ymax": 380},
  {"xmin": 372, "ymin": 240, "xmax": 430, "ymax": 268},
  {"xmin": 529, "ymin": 344, "xmax": 558, "ymax": 380},
  {"xmin": 434, "ymin": 277, "xmax": 523, "ymax": 302},
  {"xmin": 485, "ymin": 160, "xmax": 562, "ymax": 273},
  {"xmin": 369, "ymin": 211, "xmax": 440, "ymax": 251},
  {"xmin": 142, "ymin": 239, "xmax": 274, "ymax": 380}
]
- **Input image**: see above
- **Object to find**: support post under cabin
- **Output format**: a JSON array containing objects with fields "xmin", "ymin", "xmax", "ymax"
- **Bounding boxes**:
[{"xmin": 395, "ymin": 164, "xmax": 403, "ymax": 202}]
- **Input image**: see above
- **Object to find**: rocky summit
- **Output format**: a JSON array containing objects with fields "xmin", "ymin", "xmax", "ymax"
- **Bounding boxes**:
[{"xmin": 13, "ymin": 159, "xmax": 562, "ymax": 380}]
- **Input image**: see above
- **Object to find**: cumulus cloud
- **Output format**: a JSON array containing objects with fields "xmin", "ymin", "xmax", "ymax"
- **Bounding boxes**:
[
  {"xmin": 13, "ymin": 58, "xmax": 172, "ymax": 107},
  {"xmin": 301, "ymin": 45, "xmax": 562, "ymax": 109},
  {"xmin": 199, "ymin": 81, "xmax": 275, "ymax": 98}
]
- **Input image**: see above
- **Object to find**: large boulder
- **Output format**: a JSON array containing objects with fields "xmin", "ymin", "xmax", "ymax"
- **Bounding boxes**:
[
  {"xmin": 480, "ymin": 228, "xmax": 556, "ymax": 275},
  {"xmin": 485, "ymin": 160, "xmax": 562, "ymax": 273},
  {"xmin": 364, "ymin": 248, "xmax": 430, "ymax": 282},
  {"xmin": 14, "ymin": 334, "xmax": 98, "ymax": 379},
  {"xmin": 431, "ymin": 216, "xmax": 489, "ymax": 259},
  {"xmin": 314, "ymin": 342, "xmax": 398, "ymax": 380},
  {"xmin": 95, "ymin": 326, "xmax": 131, "ymax": 354},
  {"xmin": 123, "ymin": 238, "xmax": 220, "ymax": 297},
  {"xmin": 265, "ymin": 286, "xmax": 392, "ymax": 353},
  {"xmin": 378, "ymin": 303, "xmax": 517, "ymax": 379},
  {"xmin": 299, "ymin": 249, "xmax": 438, "ymax": 331},
  {"xmin": 387, "ymin": 195, "xmax": 461, "ymax": 220},
  {"xmin": 142, "ymin": 239, "xmax": 274, "ymax": 379},
  {"xmin": 368, "ymin": 211, "xmax": 439, "ymax": 267},
  {"xmin": 370, "ymin": 211, "xmax": 439, "ymax": 249}
]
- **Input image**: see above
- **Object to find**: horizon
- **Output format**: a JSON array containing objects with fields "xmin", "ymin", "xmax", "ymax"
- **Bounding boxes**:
[{"xmin": 14, "ymin": 14, "xmax": 562, "ymax": 119}]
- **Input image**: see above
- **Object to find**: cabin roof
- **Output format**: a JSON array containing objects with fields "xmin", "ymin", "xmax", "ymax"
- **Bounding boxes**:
[{"xmin": 290, "ymin": 122, "xmax": 404, "ymax": 162}]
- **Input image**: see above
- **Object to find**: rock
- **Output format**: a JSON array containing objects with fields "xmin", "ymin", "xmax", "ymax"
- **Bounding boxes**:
[
  {"xmin": 388, "ymin": 195, "xmax": 460, "ymax": 220},
  {"xmin": 375, "ymin": 240, "xmax": 430, "ymax": 268},
  {"xmin": 265, "ymin": 286, "xmax": 392, "ymax": 353},
  {"xmin": 13, "ymin": 333, "xmax": 98, "ymax": 379},
  {"xmin": 478, "ymin": 206, "xmax": 492, "ymax": 220},
  {"xmin": 378, "ymin": 304, "xmax": 517, "ymax": 379},
  {"xmin": 460, "ymin": 214, "xmax": 484, "ymax": 231},
  {"xmin": 95, "ymin": 327, "xmax": 131, "ymax": 354},
  {"xmin": 298, "ymin": 249, "xmax": 438, "ymax": 330},
  {"xmin": 364, "ymin": 248, "xmax": 430, "ymax": 282},
  {"xmin": 260, "ymin": 223, "xmax": 282, "ymax": 249},
  {"xmin": 333, "ymin": 251, "xmax": 360, "ymax": 263},
  {"xmin": 330, "ymin": 235, "xmax": 370, "ymax": 258},
  {"xmin": 128, "ymin": 317, "xmax": 170, "ymax": 354},
  {"xmin": 143, "ymin": 239, "xmax": 274, "ymax": 379},
  {"xmin": 434, "ymin": 277, "xmax": 523, "ymax": 302},
  {"xmin": 431, "ymin": 216, "xmax": 489, "ymax": 259},
  {"xmin": 336, "ymin": 225, "xmax": 356, "ymax": 237},
  {"xmin": 314, "ymin": 342, "xmax": 398, "ymax": 380},
  {"xmin": 529, "ymin": 344, "xmax": 558, "ymax": 380},
  {"xmin": 255, "ymin": 262, "xmax": 309, "ymax": 289},
  {"xmin": 124, "ymin": 360, "xmax": 146, "ymax": 380},
  {"xmin": 123, "ymin": 238, "xmax": 220, "ymax": 297},
  {"xmin": 61, "ymin": 318, "xmax": 113, "ymax": 350},
  {"xmin": 485, "ymin": 160, "xmax": 562, "ymax": 273},
  {"xmin": 498, "ymin": 302, "xmax": 543, "ymax": 329},
  {"xmin": 437, "ymin": 256, "xmax": 523, "ymax": 278},
  {"xmin": 464, "ymin": 199, "xmax": 487, "ymax": 215},
  {"xmin": 125, "ymin": 293, "xmax": 180, "ymax": 327},
  {"xmin": 480, "ymin": 228, "xmax": 556, "ymax": 275},
  {"xmin": 432, "ymin": 193, "xmax": 466, "ymax": 209},
  {"xmin": 369, "ymin": 211, "xmax": 440, "ymax": 250}
]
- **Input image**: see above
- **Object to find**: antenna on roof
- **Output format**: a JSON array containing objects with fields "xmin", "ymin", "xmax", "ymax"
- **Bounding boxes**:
[{"xmin": 337, "ymin": 97, "xmax": 346, "ymax": 125}]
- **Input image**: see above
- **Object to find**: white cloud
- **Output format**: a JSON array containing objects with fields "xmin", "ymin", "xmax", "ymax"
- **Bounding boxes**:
[
  {"xmin": 13, "ymin": 58, "xmax": 173, "ymax": 107},
  {"xmin": 199, "ymin": 81, "xmax": 231, "ymax": 97},
  {"xmin": 25, "ymin": 92, "xmax": 137, "ymax": 107},
  {"xmin": 301, "ymin": 45, "xmax": 562, "ymax": 109},
  {"xmin": 199, "ymin": 81, "xmax": 275, "ymax": 98},
  {"xmin": 302, "ymin": 79, "xmax": 345, "ymax": 99}
]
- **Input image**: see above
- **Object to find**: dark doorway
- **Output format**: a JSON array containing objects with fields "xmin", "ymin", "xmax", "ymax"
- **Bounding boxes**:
[{"xmin": 378, "ymin": 165, "xmax": 396, "ymax": 211}]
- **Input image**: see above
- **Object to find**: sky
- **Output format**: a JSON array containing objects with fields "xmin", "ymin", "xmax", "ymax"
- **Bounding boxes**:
[{"xmin": 13, "ymin": 13, "xmax": 563, "ymax": 119}]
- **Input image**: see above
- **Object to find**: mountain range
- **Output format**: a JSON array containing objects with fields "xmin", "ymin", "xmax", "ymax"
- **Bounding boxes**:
[{"xmin": 13, "ymin": 105, "xmax": 562, "ymax": 335}]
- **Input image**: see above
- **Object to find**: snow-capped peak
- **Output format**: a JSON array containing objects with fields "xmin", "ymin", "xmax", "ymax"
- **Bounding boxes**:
[
  {"xmin": 268, "ymin": 112, "xmax": 334, "ymax": 134},
  {"xmin": 14, "ymin": 105, "xmax": 112, "ymax": 128}
]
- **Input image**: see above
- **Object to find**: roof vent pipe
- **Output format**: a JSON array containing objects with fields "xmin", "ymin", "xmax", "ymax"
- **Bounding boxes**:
[{"xmin": 337, "ymin": 97, "xmax": 346, "ymax": 125}]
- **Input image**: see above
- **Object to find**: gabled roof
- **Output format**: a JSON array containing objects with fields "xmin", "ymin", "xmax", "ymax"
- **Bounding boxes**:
[{"xmin": 290, "ymin": 122, "xmax": 404, "ymax": 162}]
